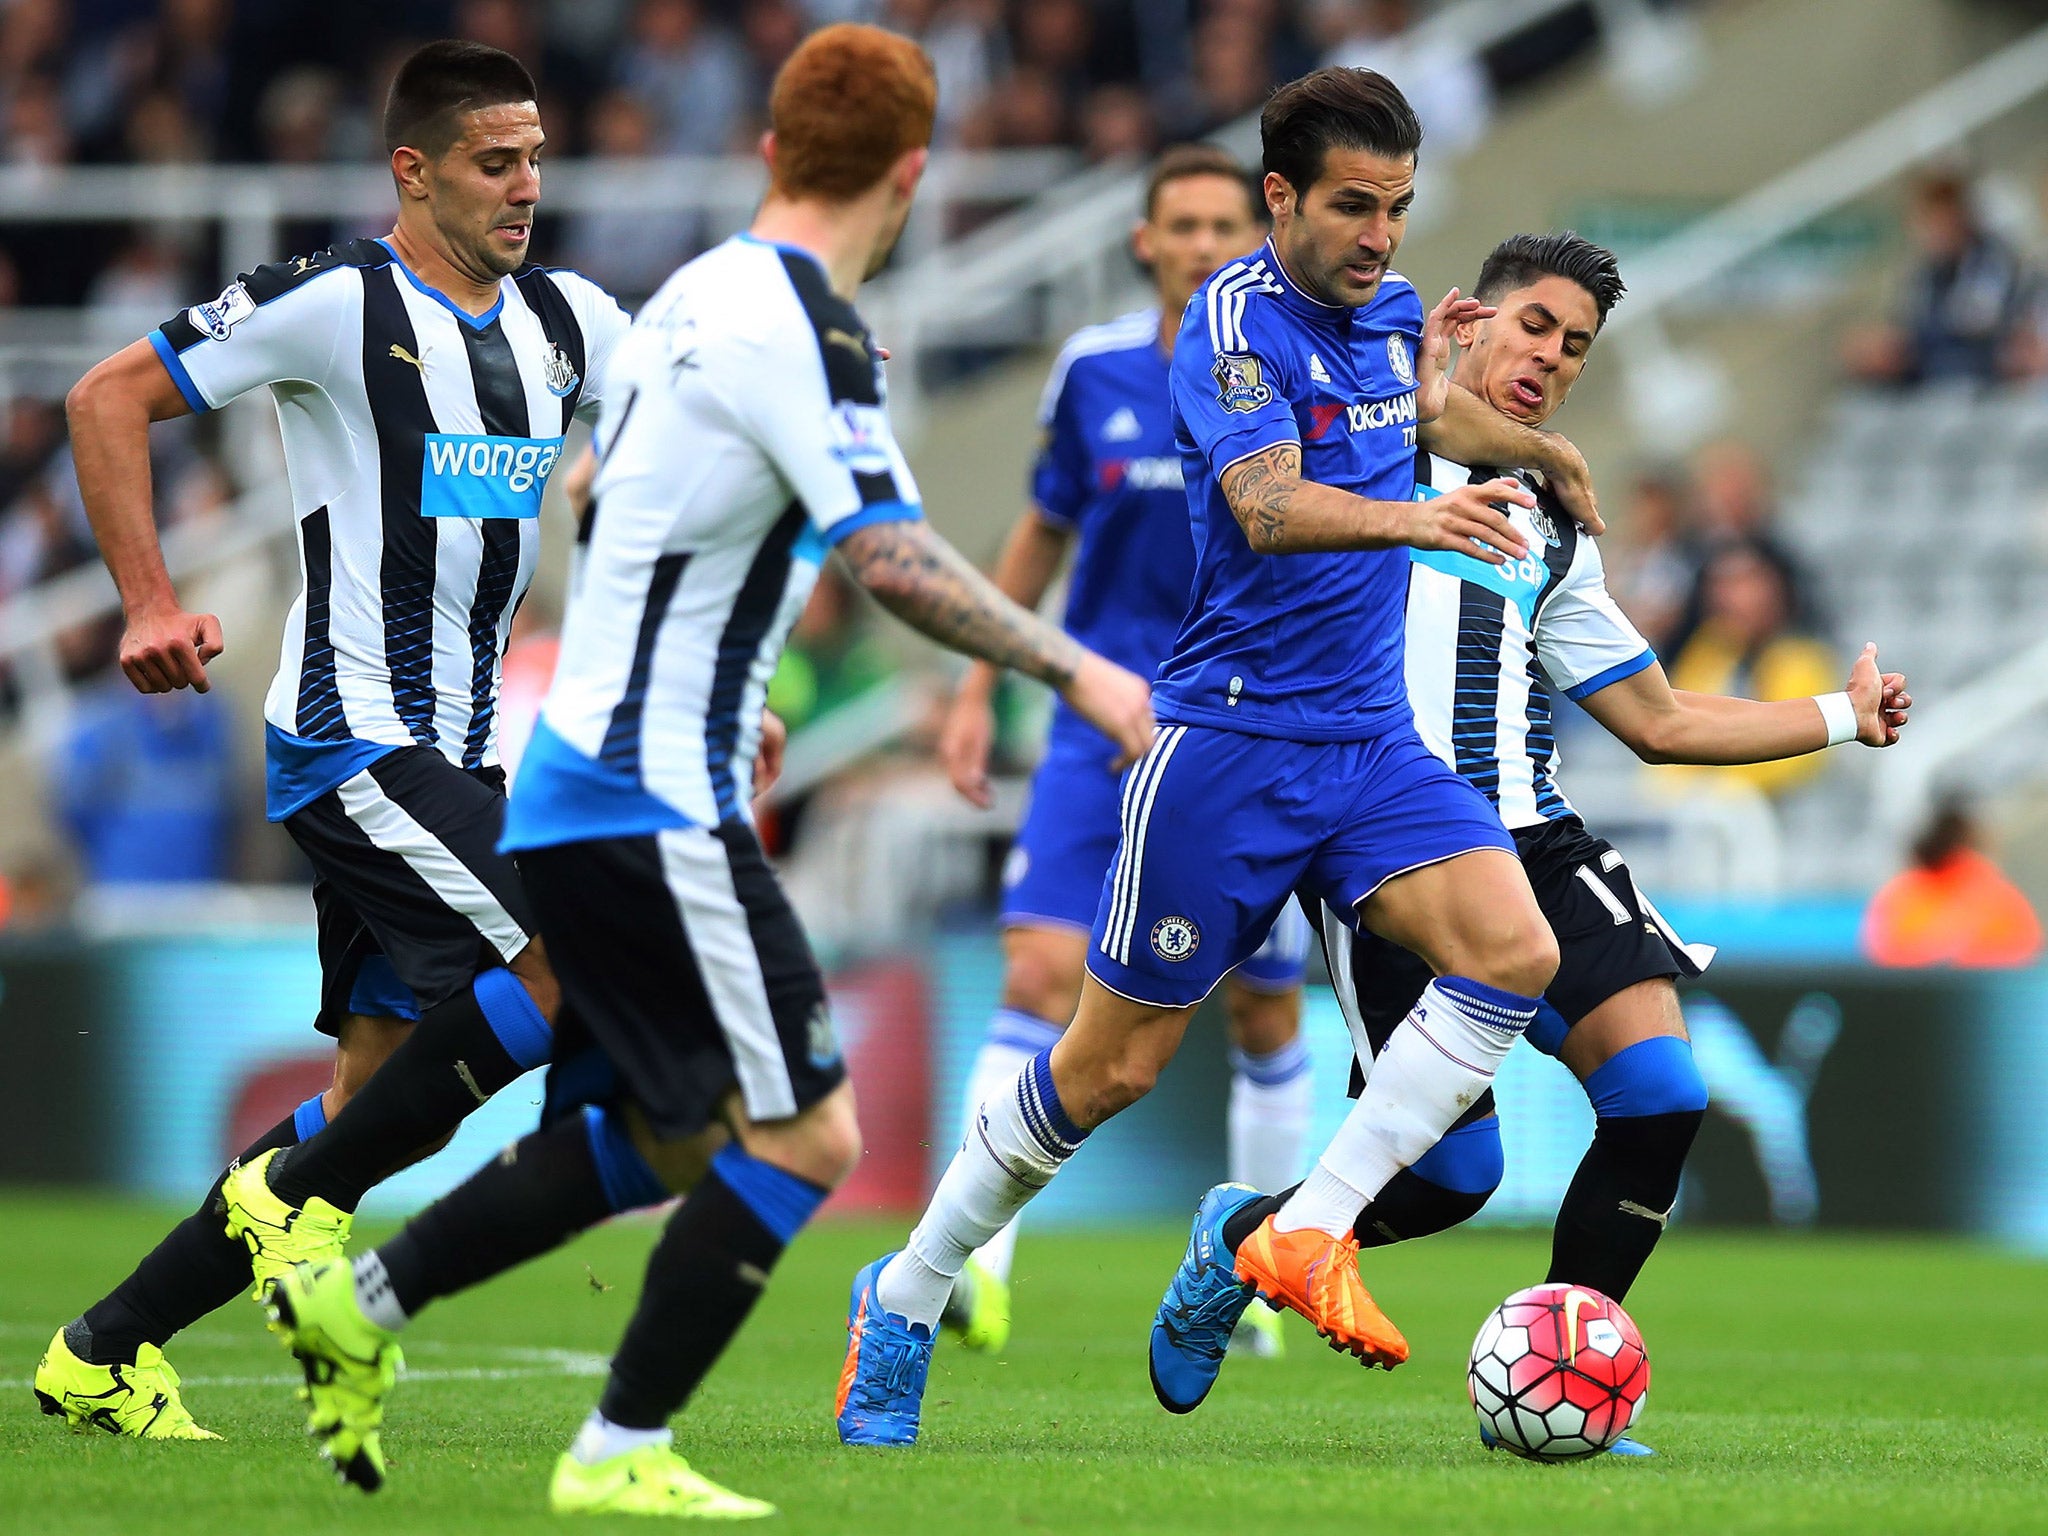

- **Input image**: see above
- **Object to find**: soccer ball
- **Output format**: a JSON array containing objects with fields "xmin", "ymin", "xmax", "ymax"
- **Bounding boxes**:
[{"xmin": 1466, "ymin": 1283, "xmax": 1649, "ymax": 1461}]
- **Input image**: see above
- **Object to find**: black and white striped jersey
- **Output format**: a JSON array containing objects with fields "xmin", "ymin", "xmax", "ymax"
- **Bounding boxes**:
[
  {"xmin": 1406, "ymin": 453, "xmax": 1655, "ymax": 830},
  {"xmin": 500, "ymin": 234, "xmax": 922, "ymax": 851},
  {"xmin": 149, "ymin": 238, "xmax": 629, "ymax": 819}
]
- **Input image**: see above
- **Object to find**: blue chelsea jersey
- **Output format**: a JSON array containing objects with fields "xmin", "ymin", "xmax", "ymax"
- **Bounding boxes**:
[
  {"xmin": 1159, "ymin": 242, "xmax": 1425, "ymax": 741},
  {"xmin": 1030, "ymin": 309, "xmax": 1197, "ymax": 755}
]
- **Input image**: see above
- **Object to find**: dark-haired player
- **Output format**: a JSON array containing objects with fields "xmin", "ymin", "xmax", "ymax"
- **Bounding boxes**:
[
  {"xmin": 1149, "ymin": 231, "xmax": 1912, "ymax": 1434},
  {"xmin": 34, "ymin": 40, "xmax": 630, "ymax": 1438},
  {"xmin": 254, "ymin": 23, "xmax": 1151, "ymax": 1514},
  {"xmin": 933, "ymin": 143, "xmax": 1310, "ymax": 1361},
  {"xmin": 839, "ymin": 67, "xmax": 1610, "ymax": 1447}
]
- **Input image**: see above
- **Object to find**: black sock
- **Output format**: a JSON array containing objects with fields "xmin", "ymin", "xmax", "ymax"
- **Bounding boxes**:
[
  {"xmin": 369, "ymin": 1113, "xmax": 617, "ymax": 1320},
  {"xmin": 1546, "ymin": 1108, "xmax": 1704, "ymax": 1302},
  {"xmin": 270, "ymin": 979, "xmax": 535, "ymax": 1213},
  {"xmin": 1220, "ymin": 1170, "xmax": 1491, "ymax": 1256},
  {"xmin": 1353, "ymin": 1168, "xmax": 1494, "ymax": 1247},
  {"xmin": 74, "ymin": 1111, "xmax": 304, "ymax": 1365},
  {"xmin": 1221, "ymin": 1189, "xmax": 1292, "ymax": 1253},
  {"xmin": 598, "ymin": 1163, "xmax": 818, "ymax": 1430}
]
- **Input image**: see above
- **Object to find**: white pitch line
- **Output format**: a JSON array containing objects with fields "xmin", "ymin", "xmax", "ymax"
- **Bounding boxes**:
[{"xmin": 1, "ymin": 1355, "xmax": 608, "ymax": 1392}]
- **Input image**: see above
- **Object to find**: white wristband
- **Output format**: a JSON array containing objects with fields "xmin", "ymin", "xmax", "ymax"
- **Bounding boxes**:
[{"xmin": 1815, "ymin": 691, "xmax": 1858, "ymax": 747}]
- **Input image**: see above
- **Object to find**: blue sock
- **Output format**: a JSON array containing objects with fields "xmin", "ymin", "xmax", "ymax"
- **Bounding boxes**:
[
  {"xmin": 581, "ymin": 1105, "xmax": 671, "ymax": 1214},
  {"xmin": 473, "ymin": 966, "xmax": 552, "ymax": 1071},
  {"xmin": 292, "ymin": 1092, "xmax": 329, "ymax": 1141}
]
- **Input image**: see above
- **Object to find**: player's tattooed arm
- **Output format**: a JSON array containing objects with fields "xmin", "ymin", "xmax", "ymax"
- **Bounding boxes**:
[
  {"xmin": 836, "ymin": 518, "xmax": 1154, "ymax": 765},
  {"xmin": 837, "ymin": 518, "xmax": 1085, "ymax": 686},
  {"xmin": 1218, "ymin": 442, "xmax": 1535, "ymax": 564},
  {"xmin": 1419, "ymin": 384, "xmax": 1603, "ymax": 535}
]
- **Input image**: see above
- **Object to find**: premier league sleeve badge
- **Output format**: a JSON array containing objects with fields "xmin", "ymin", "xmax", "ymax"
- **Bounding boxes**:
[{"xmin": 1211, "ymin": 352, "xmax": 1273, "ymax": 414}]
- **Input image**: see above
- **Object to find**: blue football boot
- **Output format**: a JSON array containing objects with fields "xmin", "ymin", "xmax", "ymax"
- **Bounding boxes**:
[
  {"xmin": 835, "ymin": 1254, "xmax": 935, "ymax": 1447},
  {"xmin": 1479, "ymin": 1422, "xmax": 1658, "ymax": 1457},
  {"xmin": 1148, "ymin": 1183, "xmax": 1262, "ymax": 1414}
]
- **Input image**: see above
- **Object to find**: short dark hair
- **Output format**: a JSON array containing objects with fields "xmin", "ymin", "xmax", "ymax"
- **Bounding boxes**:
[
  {"xmin": 1144, "ymin": 143, "xmax": 1266, "ymax": 224},
  {"xmin": 383, "ymin": 40, "xmax": 537, "ymax": 158},
  {"xmin": 1473, "ymin": 230, "xmax": 1626, "ymax": 328},
  {"xmin": 1260, "ymin": 68, "xmax": 1421, "ymax": 196}
]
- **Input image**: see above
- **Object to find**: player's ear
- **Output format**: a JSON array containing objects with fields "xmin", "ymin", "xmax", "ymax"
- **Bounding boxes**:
[
  {"xmin": 1131, "ymin": 218, "xmax": 1154, "ymax": 269},
  {"xmin": 893, "ymin": 145, "xmax": 929, "ymax": 199},
  {"xmin": 390, "ymin": 145, "xmax": 430, "ymax": 200},
  {"xmin": 1454, "ymin": 316, "xmax": 1483, "ymax": 350},
  {"xmin": 759, "ymin": 130, "xmax": 777, "ymax": 175},
  {"xmin": 1261, "ymin": 170, "xmax": 1291, "ymax": 224}
]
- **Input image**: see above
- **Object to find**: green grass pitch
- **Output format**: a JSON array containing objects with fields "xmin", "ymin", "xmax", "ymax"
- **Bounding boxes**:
[{"xmin": 3, "ymin": 1193, "xmax": 2046, "ymax": 1534}]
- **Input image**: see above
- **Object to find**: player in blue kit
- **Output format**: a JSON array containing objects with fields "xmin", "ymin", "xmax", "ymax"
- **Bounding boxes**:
[
  {"xmin": 1147, "ymin": 230, "xmax": 1910, "ymax": 1430},
  {"xmin": 838, "ymin": 67, "xmax": 1610, "ymax": 1446},
  {"xmin": 935, "ymin": 144, "xmax": 1310, "ymax": 1359}
]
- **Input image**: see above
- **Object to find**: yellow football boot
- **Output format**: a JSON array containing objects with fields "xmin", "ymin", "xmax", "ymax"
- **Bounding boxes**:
[
  {"xmin": 33, "ymin": 1330, "xmax": 220, "ymax": 1440},
  {"xmin": 262, "ymin": 1258, "xmax": 401, "ymax": 1492},
  {"xmin": 548, "ymin": 1445, "xmax": 775, "ymax": 1520},
  {"xmin": 221, "ymin": 1147, "xmax": 352, "ymax": 1296}
]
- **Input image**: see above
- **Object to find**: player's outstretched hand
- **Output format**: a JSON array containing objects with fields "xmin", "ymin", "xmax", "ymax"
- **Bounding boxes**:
[
  {"xmin": 121, "ymin": 603, "xmax": 223, "ymax": 693},
  {"xmin": 1846, "ymin": 642, "xmax": 1910, "ymax": 746},
  {"xmin": 1541, "ymin": 434, "xmax": 1603, "ymax": 536},
  {"xmin": 1063, "ymin": 652, "xmax": 1154, "ymax": 771},
  {"xmin": 1402, "ymin": 477, "xmax": 1533, "ymax": 565},
  {"xmin": 754, "ymin": 707, "xmax": 787, "ymax": 799},
  {"xmin": 1417, "ymin": 288, "xmax": 1493, "ymax": 421},
  {"xmin": 939, "ymin": 684, "xmax": 997, "ymax": 809}
]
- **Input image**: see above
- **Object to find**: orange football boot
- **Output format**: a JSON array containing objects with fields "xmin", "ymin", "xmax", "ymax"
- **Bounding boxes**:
[{"xmin": 1232, "ymin": 1216, "xmax": 1408, "ymax": 1368}]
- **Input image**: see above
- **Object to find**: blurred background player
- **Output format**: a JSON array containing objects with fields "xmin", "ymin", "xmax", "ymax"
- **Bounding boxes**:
[
  {"xmin": 34, "ymin": 41, "xmax": 628, "ymax": 1438},
  {"xmin": 934, "ymin": 143, "xmax": 1310, "ymax": 1362},
  {"xmin": 255, "ymin": 24, "xmax": 1153, "ymax": 1517},
  {"xmin": 840, "ymin": 67, "xmax": 1616, "ymax": 1449},
  {"xmin": 1150, "ymin": 229, "xmax": 1912, "ymax": 1431}
]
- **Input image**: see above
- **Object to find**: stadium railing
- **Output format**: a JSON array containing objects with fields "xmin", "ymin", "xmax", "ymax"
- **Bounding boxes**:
[{"xmin": 0, "ymin": 146, "xmax": 1079, "ymax": 399}]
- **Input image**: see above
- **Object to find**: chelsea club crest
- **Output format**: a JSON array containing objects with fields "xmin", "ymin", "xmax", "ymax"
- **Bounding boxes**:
[
  {"xmin": 1150, "ymin": 915, "xmax": 1201, "ymax": 962},
  {"xmin": 1212, "ymin": 352, "xmax": 1272, "ymax": 414},
  {"xmin": 1386, "ymin": 334, "xmax": 1415, "ymax": 386}
]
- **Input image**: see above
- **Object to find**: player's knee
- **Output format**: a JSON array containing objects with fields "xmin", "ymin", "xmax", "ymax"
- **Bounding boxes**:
[
  {"xmin": 1584, "ymin": 1035, "xmax": 1708, "ymax": 1122},
  {"xmin": 1225, "ymin": 985, "xmax": 1301, "ymax": 1055},
  {"xmin": 1473, "ymin": 922, "xmax": 1557, "ymax": 1000},
  {"xmin": 507, "ymin": 940, "xmax": 562, "ymax": 1023},
  {"xmin": 999, "ymin": 948, "xmax": 1081, "ymax": 1027},
  {"xmin": 794, "ymin": 1091, "xmax": 865, "ymax": 1189}
]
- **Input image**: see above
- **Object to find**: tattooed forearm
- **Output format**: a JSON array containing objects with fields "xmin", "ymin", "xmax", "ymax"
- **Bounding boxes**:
[
  {"xmin": 835, "ymin": 518, "xmax": 1085, "ymax": 688},
  {"xmin": 1220, "ymin": 443, "xmax": 1300, "ymax": 553}
]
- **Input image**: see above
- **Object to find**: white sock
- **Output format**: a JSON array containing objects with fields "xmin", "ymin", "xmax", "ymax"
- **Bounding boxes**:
[
  {"xmin": 352, "ymin": 1252, "xmax": 409, "ymax": 1333},
  {"xmin": 569, "ymin": 1409, "xmax": 672, "ymax": 1466},
  {"xmin": 960, "ymin": 1010, "xmax": 1063, "ymax": 1284},
  {"xmin": 875, "ymin": 1048, "xmax": 1087, "ymax": 1329},
  {"xmin": 1275, "ymin": 976, "xmax": 1535, "ymax": 1237},
  {"xmin": 1228, "ymin": 1036, "xmax": 1313, "ymax": 1192}
]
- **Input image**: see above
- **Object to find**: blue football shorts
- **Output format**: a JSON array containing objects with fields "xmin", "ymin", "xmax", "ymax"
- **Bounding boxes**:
[
  {"xmin": 1002, "ymin": 730, "xmax": 1311, "ymax": 991},
  {"xmin": 1086, "ymin": 722, "xmax": 1514, "ymax": 1008}
]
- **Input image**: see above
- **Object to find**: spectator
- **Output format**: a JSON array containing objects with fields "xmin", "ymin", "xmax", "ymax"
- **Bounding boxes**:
[
  {"xmin": 884, "ymin": 0, "xmax": 1002, "ymax": 147},
  {"xmin": 1669, "ymin": 438, "xmax": 1818, "ymax": 656},
  {"xmin": 1312, "ymin": 0, "xmax": 1491, "ymax": 157},
  {"xmin": 1166, "ymin": 7, "xmax": 1273, "ymax": 138},
  {"xmin": 85, "ymin": 232, "xmax": 187, "ymax": 344},
  {"xmin": 1079, "ymin": 82, "xmax": 1154, "ymax": 164},
  {"xmin": 55, "ymin": 683, "xmax": 237, "ymax": 884},
  {"xmin": 1842, "ymin": 172, "xmax": 2040, "ymax": 388},
  {"xmin": 1862, "ymin": 799, "xmax": 2044, "ymax": 967},
  {"xmin": 256, "ymin": 64, "xmax": 340, "ymax": 164},
  {"xmin": 1605, "ymin": 463, "xmax": 1699, "ymax": 658},
  {"xmin": 617, "ymin": 0, "xmax": 749, "ymax": 155},
  {"xmin": 561, "ymin": 88, "xmax": 701, "ymax": 304},
  {"xmin": 1660, "ymin": 536, "xmax": 1837, "ymax": 799}
]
